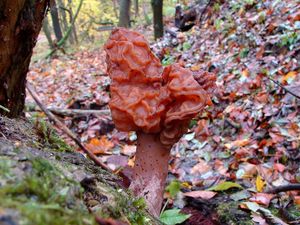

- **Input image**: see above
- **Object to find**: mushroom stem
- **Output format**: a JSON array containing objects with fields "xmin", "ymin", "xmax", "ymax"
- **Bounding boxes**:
[{"xmin": 129, "ymin": 132, "xmax": 171, "ymax": 216}]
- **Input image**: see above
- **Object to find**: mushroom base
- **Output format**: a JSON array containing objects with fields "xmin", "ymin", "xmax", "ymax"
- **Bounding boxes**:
[{"xmin": 129, "ymin": 132, "xmax": 171, "ymax": 217}]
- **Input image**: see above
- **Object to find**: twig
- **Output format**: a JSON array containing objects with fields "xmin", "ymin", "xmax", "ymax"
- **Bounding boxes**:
[
  {"xmin": 48, "ymin": 108, "xmax": 111, "ymax": 117},
  {"xmin": 26, "ymin": 82, "xmax": 112, "ymax": 172},
  {"xmin": 0, "ymin": 131, "xmax": 7, "ymax": 140},
  {"xmin": 0, "ymin": 104, "xmax": 10, "ymax": 113},
  {"xmin": 267, "ymin": 76, "xmax": 300, "ymax": 99},
  {"xmin": 267, "ymin": 184, "xmax": 300, "ymax": 194},
  {"xmin": 225, "ymin": 118, "xmax": 241, "ymax": 129}
]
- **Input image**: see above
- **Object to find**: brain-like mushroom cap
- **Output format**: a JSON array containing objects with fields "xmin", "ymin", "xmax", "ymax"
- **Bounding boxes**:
[{"xmin": 105, "ymin": 28, "xmax": 216, "ymax": 146}]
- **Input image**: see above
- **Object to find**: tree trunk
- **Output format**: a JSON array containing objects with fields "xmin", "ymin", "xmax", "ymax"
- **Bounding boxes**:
[
  {"xmin": 151, "ymin": 0, "xmax": 164, "ymax": 39},
  {"xmin": 134, "ymin": 0, "xmax": 139, "ymax": 18},
  {"xmin": 112, "ymin": 0, "xmax": 119, "ymax": 19},
  {"xmin": 43, "ymin": 15, "xmax": 54, "ymax": 49},
  {"xmin": 0, "ymin": 0, "xmax": 49, "ymax": 117},
  {"xmin": 68, "ymin": 0, "xmax": 78, "ymax": 44},
  {"xmin": 50, "ymin": 0, "xmax": 63, "ymax": 41},
  {"xmin": 56, "ymin": 0, "xmax": 75, "ymax": 44},
  {"xmin": 118, "ymin": 0, "xmax": 131, "ymax": 28}
]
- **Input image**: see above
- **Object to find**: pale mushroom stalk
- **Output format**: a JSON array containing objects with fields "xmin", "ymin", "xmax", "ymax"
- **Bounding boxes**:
[{"xmin": 130, "ymin": 132, "xmax": 171, "ymax": 216}]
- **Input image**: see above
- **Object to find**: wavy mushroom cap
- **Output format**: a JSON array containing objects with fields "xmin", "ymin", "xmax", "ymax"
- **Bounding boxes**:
[{"xmin": 105, "ymin": 28, "xmax": 216, "ymax": 147}]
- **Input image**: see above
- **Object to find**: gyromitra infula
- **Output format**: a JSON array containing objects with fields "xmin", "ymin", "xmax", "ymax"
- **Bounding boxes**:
[{"xmin": 105, "ymin": 28, "xmax": 216, "ymax": 216}]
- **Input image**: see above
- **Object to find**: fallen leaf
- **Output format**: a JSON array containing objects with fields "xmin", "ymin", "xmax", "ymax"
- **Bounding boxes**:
[
  {"xmin": 225, "ymin": 138, "xmax": 250, "ymax": 149},
  {"xmin": 230, "ymin": 190, "xmax": 252, "ymax": 201},
  {"xmin": 121, "ymin": 145, "xmax": 136, "ymax": 156},
  {"xmin": 208, "ymin": 181, "xmax": 243, "ymax": 191},
  {"xmin": 191, "ymin": 159, "xmax": 211, "ymax": 174},
  {"xmin": 249, "ymin": 193, "xmax": 274, "ymax": 206},
  {"xmin": 256, "ymin": 175, "xmax": 266, "ymax": 192},
  {"xmin": 273, "ymin": 163, "xmax": 285, "ymax": 173},
  {"xmin": 183, "ymin": 190, "xmax": 217, "ymax": 200},
  {"xmin": 160, "ymin": 209, "xmax": 190, "ymax": 225},
  {"xmin": 86, "ymin": 136, "xmax": 114, "ymax": 154},
  {"xmin": 294, "ymin": 196, "xmax": 300, "ymax": 206},
  {"xmin": 240, "ymin": 202, "xmax": 260, "ymax": 212},
  {"xmin": 281, "ymin": 71, "xmax": 297, "ymax": 84}
]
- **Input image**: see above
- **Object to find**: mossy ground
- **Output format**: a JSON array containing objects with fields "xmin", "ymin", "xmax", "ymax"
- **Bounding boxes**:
[
  {"xmin": 0, "ymin": 116, "xmax": 156, "ymax": 225},
  {"xmin": 216, "ymin": 201, "xmax": 253, "ymax": 225}
]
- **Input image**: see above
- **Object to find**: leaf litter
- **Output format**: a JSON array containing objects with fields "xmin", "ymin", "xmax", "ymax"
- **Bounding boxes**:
[{"xmin": 27, "ymin": 0, "xmax": 300, "ymax": 223}]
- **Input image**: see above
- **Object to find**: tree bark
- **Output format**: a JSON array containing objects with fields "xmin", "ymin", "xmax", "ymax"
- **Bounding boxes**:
[
  {"xmin": 151, "ymin": 0, "xmax": 164, "ymax": 39},
  {"xmin": 50, "ymin": 0, "xmax": 63, "ymax": 41},
  {"xmin": 0, "ymin": 0, "xmax": 49, "ymax": 117},
  {"xmin": 118, "ymin": 0, "xmax": 131, "ymax": 28}
]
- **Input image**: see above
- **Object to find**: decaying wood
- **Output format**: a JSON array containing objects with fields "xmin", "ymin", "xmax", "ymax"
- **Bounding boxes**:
[
  {"xmin": 175, "ymin": 0, "xmax": 214, "ymax": 31},
  {"xmin": 26, "ymin": 82, "xmax": 112, "ymax": 172}
]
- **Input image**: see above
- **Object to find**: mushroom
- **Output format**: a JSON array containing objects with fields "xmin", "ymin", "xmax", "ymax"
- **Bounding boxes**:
[{"xmin": 104, "ymin": 28, "xmax": 216, "ymax": 216}]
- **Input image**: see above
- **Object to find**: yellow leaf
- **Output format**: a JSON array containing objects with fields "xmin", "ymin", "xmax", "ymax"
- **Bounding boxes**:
[
  {"xmin": 181, "ymin": 182, "xmax": 192, "ymax": 189},
  {"xmin": 190, "ymin": 64, "xmax": 201, "ymax": 71},
  {"xmin": 281, "ymin": 71, "xmax": 297, "ymax": 84},
  {"xmin": 256, "ymin": 175, "xmax": 266, "ymax": 192},
  {"xmin": 241, "ymin": 69, "xmax": 250, "ymax": 77}
]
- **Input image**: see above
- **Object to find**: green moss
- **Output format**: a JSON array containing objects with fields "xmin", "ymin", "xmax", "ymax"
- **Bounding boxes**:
[
  {"xmin": 33, "ymin": 118, "xmax": 73, "ymax": 152},
  {"xmin": 0, "ymin": 157, "xmax": 95, "ymax": 225},
  {"xmin": 100, "ymin": 190, "xmax": 151, "ymax": 225},
  {"xmin": 287, "ymin": 205, "xmax": 300, "ymax": 219},
  {"xmin": 217, "ymin": 201, "xmax": 253, "ymax": 225},
  {"xmin": 0, "ymin": 157, "xmax": 13, "ymax": 175}
]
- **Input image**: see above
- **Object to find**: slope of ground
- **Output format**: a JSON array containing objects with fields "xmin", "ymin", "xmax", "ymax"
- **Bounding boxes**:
[{"xmin": 0, "ymin": 116, "xmax": 157, "ymax": 225}]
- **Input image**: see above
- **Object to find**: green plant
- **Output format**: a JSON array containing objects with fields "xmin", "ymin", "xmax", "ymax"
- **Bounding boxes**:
[
  {"xmin": 165, "ymin": 180, "xmax": 181, "ymax": 198},
  {"xmin": 160, "ymin": 209, "xmax": 190, "ymax": 225},
  {"xmin": 162, "ymin": 55, "xmax": 175, "ymax": 66},
  {"xmin": 279, "ymin": 32, "xmax": 300, "ymax": 50}
]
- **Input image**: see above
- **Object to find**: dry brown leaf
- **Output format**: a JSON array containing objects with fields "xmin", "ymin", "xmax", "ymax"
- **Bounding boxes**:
[{"xmin": 183, "ymin": 190, "xmax": 217, "ymax": 200}]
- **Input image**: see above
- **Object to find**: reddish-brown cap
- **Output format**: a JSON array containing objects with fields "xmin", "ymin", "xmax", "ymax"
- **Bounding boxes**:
[{"xmin": 105, "ymin": 28, "xmax": 216, "ymax": 147}]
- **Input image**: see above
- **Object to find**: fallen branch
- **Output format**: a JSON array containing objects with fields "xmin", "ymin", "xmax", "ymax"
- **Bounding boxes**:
[
  {"xmin": 267, "ymin": 184, "xmax": 300, "ymax": 194},
  {"xmin": 267, "ymin": 76, "xmax": 300, "ymax": 99},
  {"xmin": 26, "ymin": 82, "xmax": 112, "ymax": 172},
  {"xmin": 48, "ymin": 108, "xmax": 111, "ymax": 117}
]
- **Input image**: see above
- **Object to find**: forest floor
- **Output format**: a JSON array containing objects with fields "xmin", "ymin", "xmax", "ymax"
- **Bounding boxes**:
[{"xmin": 24, "ymin": 0, "xmax": 300, "ymax": 224}]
